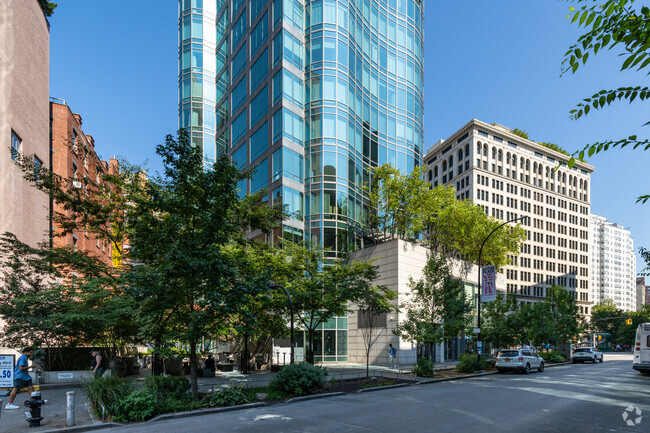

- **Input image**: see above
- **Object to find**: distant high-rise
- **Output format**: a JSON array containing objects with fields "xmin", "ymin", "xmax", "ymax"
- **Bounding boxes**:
[
  {"xmin": 590, "ymin": 214, "xmax": 636, "ymax": 311},
  {"xmin": 178, "ymin": 0, "xmax": 424, "ymax": 254}
]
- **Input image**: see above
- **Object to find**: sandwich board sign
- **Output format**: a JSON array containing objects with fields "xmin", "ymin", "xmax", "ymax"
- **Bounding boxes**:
[{"xmin": 0, "ymin": 354, "xmax": 15, "ymax": 390}]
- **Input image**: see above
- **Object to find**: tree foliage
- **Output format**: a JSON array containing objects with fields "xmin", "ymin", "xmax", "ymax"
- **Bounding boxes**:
[
  {"xmin": 562, "ymin": 0, "xmax": 650, "ymax": 202},
  {"xmin": 365, "ymin": 164, "xmax": 526, "ymax": 271},
  {"xmin": 125, "ymin": 130, "xmax": 282, "ymax": 398},
  {"xmin": 510, "ymin": 128, "xmax": 530, "ymax": 140},
  {"xmin": 38, "ymin": 0, "xmax": 57, "ymax": 16},
  {"xmin": 394, "ymin": 255, "xmax": 473, "ymax": 359}
]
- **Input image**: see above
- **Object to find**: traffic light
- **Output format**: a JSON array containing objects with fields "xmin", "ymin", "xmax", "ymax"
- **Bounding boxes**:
[
  {"xmin": 598, "ymin": 335, "xmax": 602, "ymax": 340},
  {"xmin": 626, "ymin": 318, "xmax": 633, "ymax": 325}
]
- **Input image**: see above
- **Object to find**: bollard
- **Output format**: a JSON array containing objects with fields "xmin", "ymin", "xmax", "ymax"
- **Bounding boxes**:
[{"xmin": 66, "ymin": 391, "xmax": 75, "ymax": 427}]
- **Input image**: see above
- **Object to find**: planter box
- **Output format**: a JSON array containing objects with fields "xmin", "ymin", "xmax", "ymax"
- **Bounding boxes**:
[
  {"xmin": 217, "ymin": 363, "xmax": 234, "ymax": 372},
  {"xmin": 41, "ymin": 370, "xmax": 94, "ymax": 384}
]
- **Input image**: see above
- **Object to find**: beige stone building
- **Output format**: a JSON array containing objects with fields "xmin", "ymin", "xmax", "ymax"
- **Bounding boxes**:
[
  {"xmin": 0, "ymin": 0, "xmax": 50, "ymax": 247},
  {"xmin": 423, "ymin": 119, "xmax": 594, "ymax": 316}
]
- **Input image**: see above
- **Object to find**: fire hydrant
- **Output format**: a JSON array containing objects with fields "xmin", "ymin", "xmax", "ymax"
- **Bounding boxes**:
[{"xmin": 24, "ymin": 391, "xmax": 45, "ymax": 427}]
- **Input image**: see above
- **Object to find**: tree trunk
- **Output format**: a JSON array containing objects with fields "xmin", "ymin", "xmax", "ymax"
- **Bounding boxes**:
[
  {"xmin": 366, "ymin": 345, "xmax": 370, "ymax": 380},
  {"xmin": 307, "ymin": 330, "xmax": 314, "ymax": 364},
  {"xmin": 189, "ymin": 340, "xmax": 198, "ymax": 400}
]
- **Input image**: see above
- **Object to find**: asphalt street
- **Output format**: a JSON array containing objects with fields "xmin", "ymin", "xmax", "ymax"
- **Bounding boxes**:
[{"xmin": 115, "ymin": 354, "xmax": 648, "ymax": 433}]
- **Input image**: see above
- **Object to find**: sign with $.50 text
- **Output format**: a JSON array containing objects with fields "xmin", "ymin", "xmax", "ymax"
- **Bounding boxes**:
[{"xmin": 0, "ymin": 354, "xmax": 15, "ymax": 388}]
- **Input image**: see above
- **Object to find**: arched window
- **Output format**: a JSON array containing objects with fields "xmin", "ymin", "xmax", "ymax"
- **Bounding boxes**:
[
  {"xmin": 434, "ymin": 166, "xmax": 438, "ymax": 177},
  {"xmin": 579, "ymin": 179, "xmax": 583, "ymax": 189},
  {"xmin": 584, "ymin": 180, "xmax": 588, "ymax": 194},
  {"xmin": 569, "ymin": 175, "xmax": 573, "ymax": 186},
  {"xmin": 545, "ymin": 167, "xmax": 550, "ymax": 177},
  {"xmin": 477, "ymin": 142, "xmax": 482, "ymax": 154},
  {"xmin": 506, "ymin": 152, "xmax": 511, "ymax": 164},
  {"xmin": 449, "ymin": 155, "xmax": 453, "ymax": 165},
  {"xmin": 483, "ymin": 145, "xmax": 487, "ymax": 156},
  {"xmin": 513, "ymin": 155, "xmax": 517, "ymax": 166},
  {"xmin": 458, "ymin": 149, "xmax": 463, "ymax": 160},
  {"xmin": 443, "ymin": 160, "xmax": 447, "ymax": 171},
  {"xmin": 562, "ymin": 172, "xmax": 566, "ymax": 183},
  {"xmin": 465, "ymin": 144, "xmax": 470, "ymax": 158},
  {"xmin": 526, "ymin": 159, "xmax": 530, "ymax": 170},
  {"xmin": 574, "ymin": 177, "xmax": 577, "ymax": 187},
  {"xmin": 498, "ymin": 150, "xmax": 503, "ymax": 162},
  {"xmin": 428, "ymin": 170, "xmax": 432, "ymax": 181},
  {"xmin": 492, "ymin": 147, "xmax": 497, "ymax": 159},
  {"xmin": 533, "ymin": 162, "xmax": 537, "ymax": 173}
]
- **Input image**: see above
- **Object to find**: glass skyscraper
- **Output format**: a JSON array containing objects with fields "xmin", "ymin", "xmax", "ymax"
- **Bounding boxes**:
[{"xmin": 179, "ymin": 0, "xmax": 424, "ymax": 259}]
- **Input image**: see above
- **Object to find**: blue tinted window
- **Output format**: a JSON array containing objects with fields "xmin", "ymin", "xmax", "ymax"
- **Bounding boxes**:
[
  {"xmin": 251, "ymin": 0, "xmax": 266, "ymax": 21},
  {"xmin": 283, "ymin": 147, "xmax": 303, "ymax": 182},
  {"xmin": 232, "ymin": 42, "xmax": 247, "ymax": 81},
  {"xmin": 250, "ymin": 49, "xmax": 268, "ymax": 91},
  {"xmin": 250, "ymin": 121, "xmax": 269, "ymax": 161},
  {"xmin": 232, "ymin": 9, "xmax": 247, "ymax": 47},
  {"xmin": 250, "ymin": 86, "xmax": 268, "ymax": 127},
  {"xmin": 233, "ymin": 0, "xmax": 245, "ymax": 14},
  {"xmin": 231, "ymin": 76, "xmax": 247, "ymax": 111},
  {"xmin": 282, "ymin": 186, "xmax": 303, "ymax": 220},
  {"xmin": 273, "ymin": 69, "xmax": 303, "ymax": 108},
  {"xmin": 232, "ymin": 108, "xmax": 247, "ymax": 144},
  {"xmin": 251, "ymin": 12, "xmax": 268, "ymax": 56},
  {"xmin": 273, "ymin": 30, "xmax": 302, "ymax": 69},
  {"xmin": 232, "ymin": 143, "xmax": 247, "ymax": 168},
  {"xmin": 251, "ymin": 158, "xmax": 268, "ymax": 193}
]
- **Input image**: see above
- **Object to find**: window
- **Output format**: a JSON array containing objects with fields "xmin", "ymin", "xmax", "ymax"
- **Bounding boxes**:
[
  {"xmin": 33, "ymin": 156, "xmax": 42, "ymax": 182},
  {"xmin": 10, "ymin": 131, "xmax": 21, "ymax": 162},
  {"xmin": 232, "ymin": 108, "xmax": 247, "ymax": 144},
  {"xmin": 232, "ymin": 42, "xmax": 247, "ymax": 80},
  {"xmin": 273, "ymin": 69, "xmax": 303, "ymax": 107},
  {"xmin": 232, "ymin": 9, "xmax": 247, "ymax": 47},
  {"xmin": 250, "ymin": 12, "xmax": 268, "ymax": 57},
  {"xmin": 281, "ymin": 186, "xmax": 303, "ymax": 220},
  {"xmin": 250, "ymin": 121, "xmax": 269, "ymax": 162},
  {"xmin": 231, "ymin": 76, "xmax": 247, "ymax": 111},
  {"xmin": 251, "ymin": 158, "xmax": 268, "ymax": 193},
  {"xmin": 250, "ymin": 86, "xmax": 268, "ymax": 126},
  {"xmin": 250, "ymin": 49, "xmax": 268, "ymax": 92},
  {"xmin": 273, "ymin": 108, "xmax": 302, "ymax": 144},
  {"xmin": 274, "ymin": 30, "xmax": 302, "ymax": 69}
]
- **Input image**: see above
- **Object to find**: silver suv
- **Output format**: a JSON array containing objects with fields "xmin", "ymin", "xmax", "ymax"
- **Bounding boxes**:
[
  {"xmin": 496, "ymin": 349, "xmax": 544, "ymax": 374},
  {"xmin": 572, "ymin": 347, "xmax": 604, "ymax": 363}
]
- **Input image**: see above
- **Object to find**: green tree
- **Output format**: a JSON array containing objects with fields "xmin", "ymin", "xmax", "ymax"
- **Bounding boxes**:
[
  {"xmin": 510, "ymin": 128, "xmax": 530, "ymax": 140},
  {"xmin": 271, "ymin": 241, "xmax": 381, "ymax": 364},
  {"xmin": 616, "ymin": 305, "xmax": 650, "ymax": 346},
  {"xmin": 591, "ymin": 299, "xmax": 624, "ymax": 342},
  {"xmin": 366, "ymin": 164, "xmax": 526, "ymax": 270},
  {"xmin": 541, "ymin": 285, "xmax": 581, "ymax": 347},
  {"xmin": 481, "ymin": 293, "xmax": 519, "ymax": 350},
  {"xmin": 126, "ymin": 130, "xmax": 282, "ymax": 398},
  {"xmin": 356, "ymin": 283, "xmax": 397, "ymax": 379},
  {"xmin": 562, "ymin": 0, "xmax": 650, "ymax": 203},
  {"xmin": 38, "ymin": 1, "xmax": 57, "ymax": 16},
  {"xmin": 394, "ymin": 255, "xmax": 473, "ymax": 360}
]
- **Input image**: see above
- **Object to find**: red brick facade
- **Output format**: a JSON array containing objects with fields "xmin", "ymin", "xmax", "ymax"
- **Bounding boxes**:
[{"xmin": 50, "ymin": 100, "xmax": 118, "ymax": 266}]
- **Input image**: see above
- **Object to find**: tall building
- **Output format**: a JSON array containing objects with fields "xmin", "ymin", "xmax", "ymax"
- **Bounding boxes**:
[
  {"xmin": 50, "ymin": 99, "xmax": 120, "ymax": 265},
  {"xmin": 178, "ymin": 0, "xmax": 424, "ymax": 256},
  {"xmin": 423, "ymin": 120, "xmax": 595, "ymax": 315},
  {"xmin": 0, "ymin": 0, "xmax": 50, "ymax": 248},
  {"xmin": 590, "ymin": 214, "xmax": 636, "ymax": 311}
]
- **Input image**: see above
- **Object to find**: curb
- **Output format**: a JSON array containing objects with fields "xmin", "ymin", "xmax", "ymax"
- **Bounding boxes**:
[
  {"xmin": 357, "ymin": 383, "xmax": 411, "ymax": 393},
  {"xmin": 38, "ymin": 383, "xmax": 85, "ymax": 391},
  {"xmin": 40, "ymin": 423, "xmax": 123, "ymax": 433},
  {"xmin": 544, "ymin": 362, "xmax": 571, "ymax": 368},
  {"xmin": 285, "ymin": 392, "xmax": 345, "ymax": 403},
  {"xmin": 418, "ymin": 371, "xmax": 498, "ymax": 384},
  {"xmin": 148, "ymin": 402, "xmax": 268, "ymax": 423}
]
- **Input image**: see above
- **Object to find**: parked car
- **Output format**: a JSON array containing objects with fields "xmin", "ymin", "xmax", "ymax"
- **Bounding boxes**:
[
  {"xmin": 572, "ymin": 347, "xmax": 604, "ymax": 363},
  {"xmin": 496, "ymin": 349, "xmax": 544, "ymax": 374}
]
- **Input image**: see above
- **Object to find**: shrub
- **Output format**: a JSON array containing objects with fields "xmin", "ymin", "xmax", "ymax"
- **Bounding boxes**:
[
  {"xmin": 456, "ymin": 353, "xmax": 483, "ymax": 373},
  {"xmin": 144, "ymin": 375, "xmax": 190, "ymax": 396},
  {"xmin": 413, "ymin": 358, "xmax": 435, "ymax": 377},
  {"xmin": 269, "ymin": 363, "xmax": 327, "ymax": 397},
  {"xmin": 114, "ymin": 389, "xmax": 158, "ymax": 422},
  {"xmin": 84, "ymin": 374, "xmax": 131, "ymax": 419},
  {"xmin": 539, "ymin": 350, "xmax": 566, "ymax": 363},
  {"xmin": 204, "ymin": 385, "xmax": 249, "ymax": 407},
  {"xmin": 159, "ymin": 394, "xmax": 203, "ymax": 413}
]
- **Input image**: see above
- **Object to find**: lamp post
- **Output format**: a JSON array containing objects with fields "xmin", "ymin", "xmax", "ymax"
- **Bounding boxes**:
[
  {"xmin": 477, "ymin": 215, "xmax": 527, "ymax": 365},
  {"xmin": 268, "ymin": 283, "xmax": 294, "ymax": 364}
]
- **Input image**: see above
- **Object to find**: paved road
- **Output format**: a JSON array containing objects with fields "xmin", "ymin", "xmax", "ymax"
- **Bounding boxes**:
[{"xmin": 116, "ymin": 354, "xmax": 648, "ymax": 433}]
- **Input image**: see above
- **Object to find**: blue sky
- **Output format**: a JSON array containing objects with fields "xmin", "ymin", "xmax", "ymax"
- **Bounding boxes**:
[{"xmin": 48, "ymin": 1, "xmax": 649, "ymax": 274}]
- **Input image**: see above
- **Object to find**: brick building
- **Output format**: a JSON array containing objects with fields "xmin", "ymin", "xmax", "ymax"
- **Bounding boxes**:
[{"xmin": 50, "ymin": 99, "xmax": 119, "ymax": 265}]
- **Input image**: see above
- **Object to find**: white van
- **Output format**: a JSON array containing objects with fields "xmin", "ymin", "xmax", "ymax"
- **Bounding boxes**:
[{"xmin": 632, "ymin": 322, "xmax": 650, "ymax": 373}]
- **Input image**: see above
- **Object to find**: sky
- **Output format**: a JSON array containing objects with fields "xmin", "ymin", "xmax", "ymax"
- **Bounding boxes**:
[{"xmin": 48, "ymin": 1, "xmax": 649, "ymax": 274}]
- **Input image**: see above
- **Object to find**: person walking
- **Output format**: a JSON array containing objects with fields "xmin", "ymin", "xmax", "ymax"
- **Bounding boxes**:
[
  {"xmin": 203, "ymin": 354, "xmax": 216, "ymax": 376},
  {"xmin": 5, "ymin": 347, "xmax": 36, "ymax": 410},
  {"xmin": 387, "ymin": 344, "xmax": 397, "ymax": 368},
  {"xmin": 90, "ymin": 350, "xmax": 106, "ymax": 376}
]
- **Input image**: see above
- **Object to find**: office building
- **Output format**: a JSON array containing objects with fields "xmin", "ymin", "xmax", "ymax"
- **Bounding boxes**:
[
  {"xmin": 423, "ymin": 120, "xmax": 595, "ymax": 316},
  {"xmin": 590, "ymin": 214, "xmax": 636, "ymax": 311},
  {"xmin": 0, "ymin": 0, "xmax": 50, "ymax": 248}
]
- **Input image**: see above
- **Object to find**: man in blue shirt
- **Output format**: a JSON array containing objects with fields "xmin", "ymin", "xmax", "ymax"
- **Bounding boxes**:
[{"xmin": 5, "ymin": 347, "xmax": 35, "ymax": 410}]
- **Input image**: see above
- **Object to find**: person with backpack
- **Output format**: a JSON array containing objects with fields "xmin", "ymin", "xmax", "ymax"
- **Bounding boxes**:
[{"xmin": 387, "ymin": 344, "xmax": 397, "ymax": 368}]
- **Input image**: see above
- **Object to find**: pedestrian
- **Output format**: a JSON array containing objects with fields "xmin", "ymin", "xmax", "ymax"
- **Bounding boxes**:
[
  {"xmin": 616, "ymin": 344, "xmax": 622, "ymax": 352},
  {"xmin": 203, "ymin": 354, "xmax": 216, "ymax": 376},
  {"xmin": 90, "ymin": 350, "xmax": 106, "ymax": 377},
  {"xmin": 5, "ymin": 347, "xmax": 36, "ymax": 410},
  {"xmin": 387, "ymin": 344, "xmax": 397, "ymax": 368}
]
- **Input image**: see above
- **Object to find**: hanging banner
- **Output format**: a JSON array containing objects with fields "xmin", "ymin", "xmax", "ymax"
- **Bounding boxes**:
[
  {"xmin": 0, "ymin": 354, "xmax": 15, "ymax": 388},
  {"xmin": 481, "ymin": 265, "xmax": 496, "ymax": 302}
]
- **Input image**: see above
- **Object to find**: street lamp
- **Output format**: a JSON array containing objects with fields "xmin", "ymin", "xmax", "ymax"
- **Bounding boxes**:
[
  {"xmin": 268, "ymin": 283, "xmax": 294, "ymax": 364},
  {"xmin": 477, "ymin": 215, "xmax": 528, "ymax": 365}
]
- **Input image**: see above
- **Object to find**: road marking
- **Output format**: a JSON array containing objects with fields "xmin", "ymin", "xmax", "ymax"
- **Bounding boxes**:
[{"xmin": 251, "ymin": 414, "xmax": 292, "ymax": 422}]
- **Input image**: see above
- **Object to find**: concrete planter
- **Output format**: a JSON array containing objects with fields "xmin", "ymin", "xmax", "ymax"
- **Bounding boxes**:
[{"xmin": 40, "ymin": 370, "xmax": 94, "ymax": 384}]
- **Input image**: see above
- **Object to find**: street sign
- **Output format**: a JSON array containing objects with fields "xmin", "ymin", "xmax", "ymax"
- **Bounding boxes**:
[
  {"xmin": 0, "ymin": 354, "xmax": 15, "ymax": 388},
  {"xmin": 481, "ymin": 265, "xmax": 496, "ymax": 302},
  {"xmin": 473, "ymin": 328, "xmax": 480, "ymax": 334}
]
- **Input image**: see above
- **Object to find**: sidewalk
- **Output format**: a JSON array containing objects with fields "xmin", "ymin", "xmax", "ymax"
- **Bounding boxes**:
[{"xmin": 1, "ymin": 384, "xmax": 96, "ymax": 432}]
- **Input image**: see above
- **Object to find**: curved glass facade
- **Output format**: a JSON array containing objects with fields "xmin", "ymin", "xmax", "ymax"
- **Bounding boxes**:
[{"xmin": 304, "ymin": 0, "xmax": 424, "ymax": 256}]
